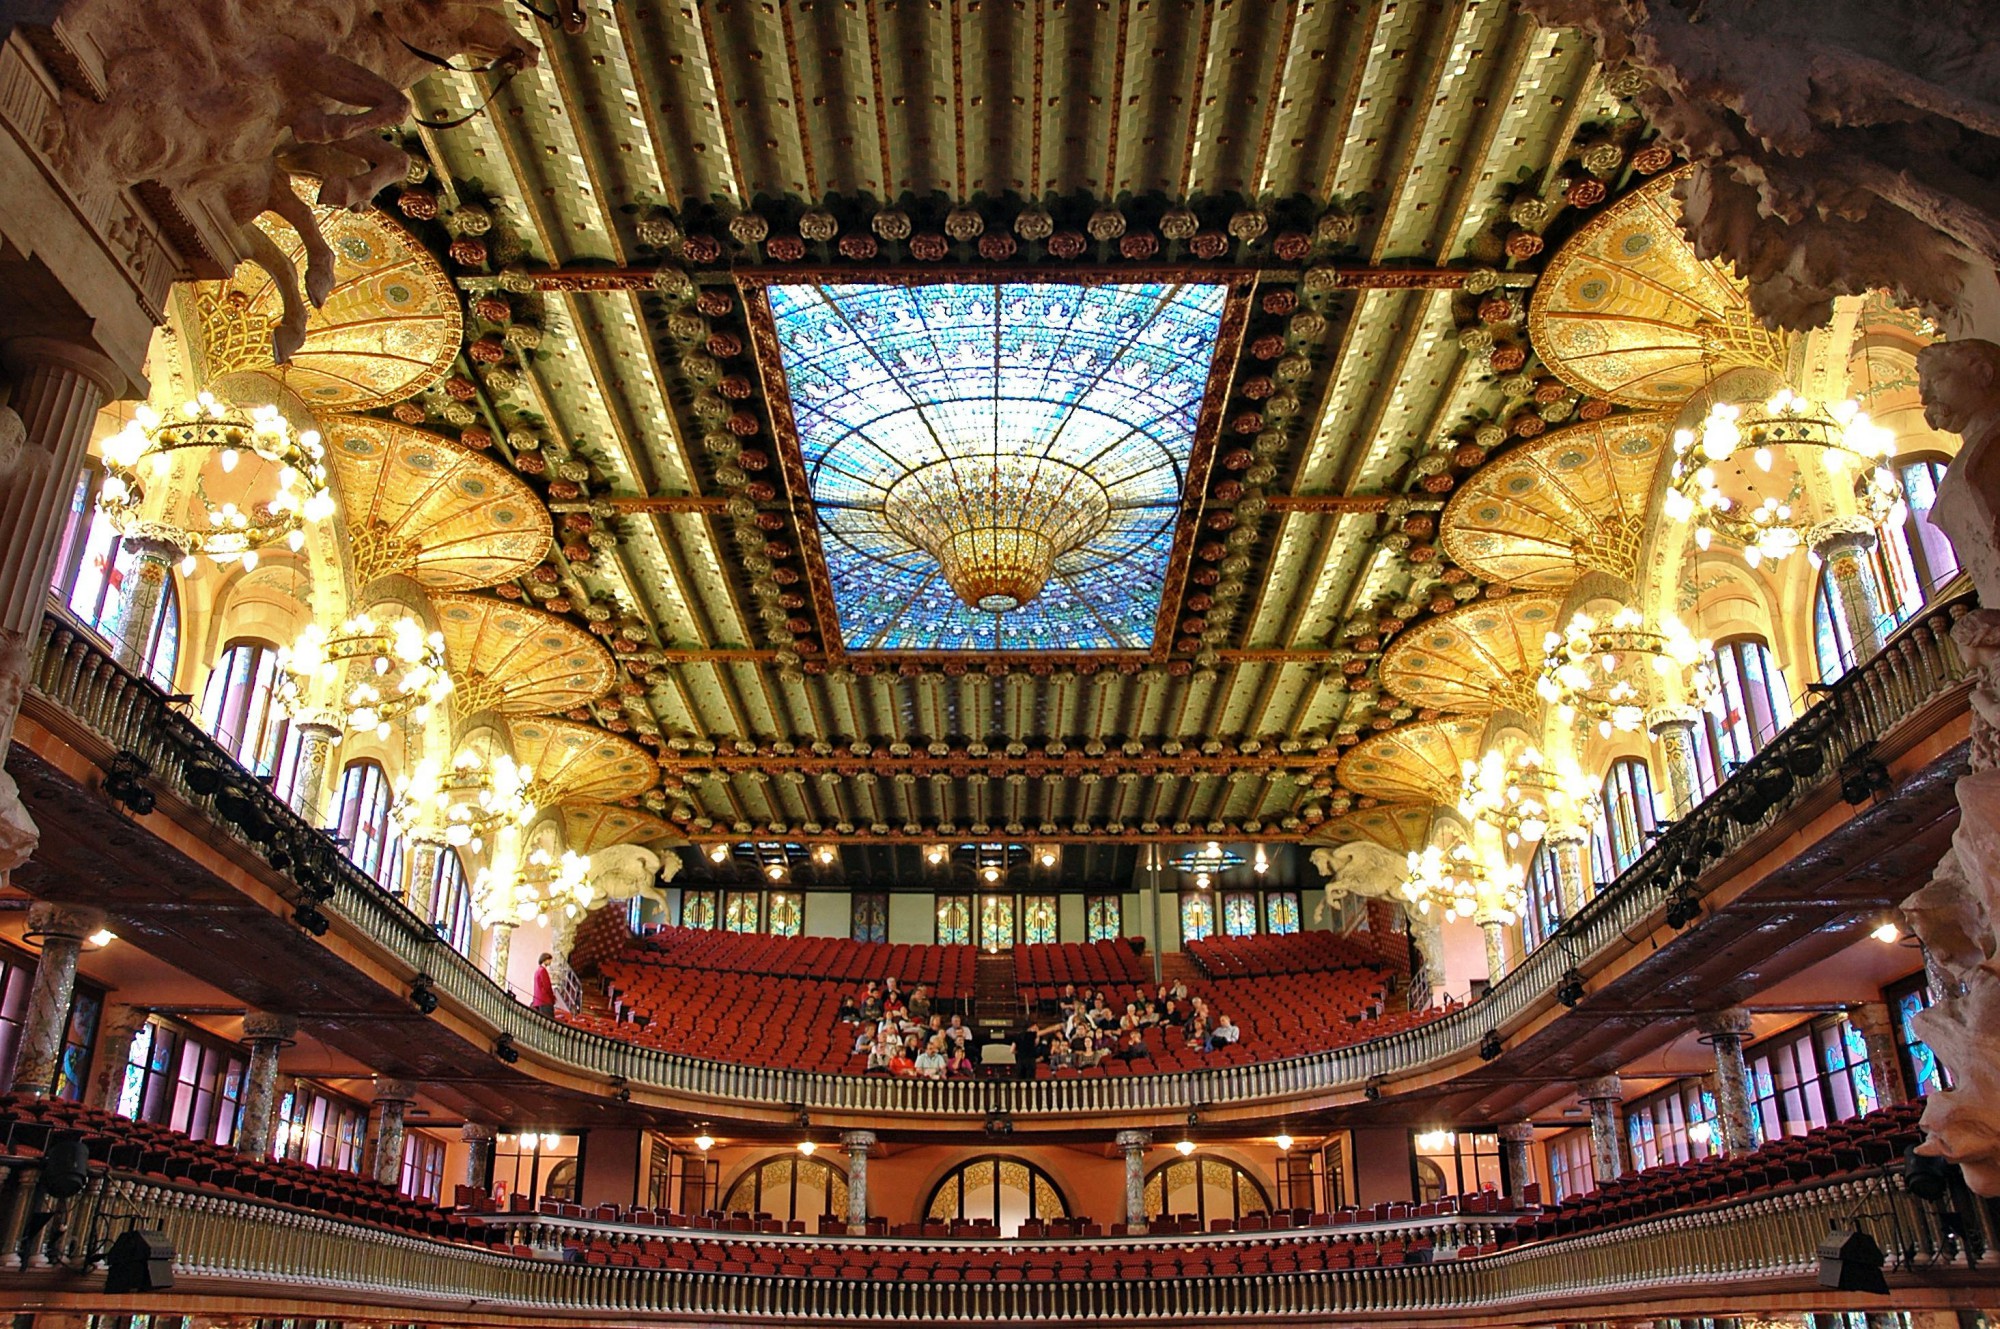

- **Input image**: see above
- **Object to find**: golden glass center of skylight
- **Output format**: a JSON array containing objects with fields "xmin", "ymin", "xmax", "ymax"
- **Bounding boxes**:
[{"xmin": 767, "ymin": 281, "xmax": 1228, "ymax": 650}]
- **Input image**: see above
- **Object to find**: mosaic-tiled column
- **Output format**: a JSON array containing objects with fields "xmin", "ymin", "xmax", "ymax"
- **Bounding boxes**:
[
  {"xmin": 1699, "ymin": 1007, "xmax": 1758, "ymax": 1155},
  {"xmin": 290, "ymin": 719, "xmax": 342, "ymax": 824},
  {"xmin": 1498, "ymin": 1121, "xmax": 1536, "ymax": 1205},
  {"xmin": 235, "ymin": 1012, "xmax": 298, "ymax": 1158},
  {"xmin": 405, "ymin": 837, "xmax": 444, "ymax": 920},
  {"xmin": 1847, "ymin": 1001, "xmax": 1908, "ymax": 1107},
  {"xmin": 1812, "ymin": 518, "xmax": 1887, "ymax": 665},
  {"xmin": 85, "ymin": 1002, "xmax": 149, "ymax": 1110},
  {"xmin": 462, "ymin": 1122, "xmax": 496, "ymax": 1191},
  {"xmin": 1577, "ymin": 1075, "xmax": 1627, "ymax": 1185},
  {"xmin": 1647, "ymin": 705, "xmax": 1703, "ymax": 818},
  {"xmin": 1117, "ymin": 1129, "xmax": 1151, "ymax": 1234},
  {"xmin": 10, "ymin": 903, "xmax": 103, "ymax": 1097},
  {"xmin": 369, "ymin": 1078, "xmax": 417, "ymax": 1189},
  {"xmin": 1545, "ymin": 827, "xmax": 1592, "ymax": 919},
  {"xmin": 1477, "ymin": 912, "xmax": 1509, "ymax": 983},
  {"xmin": 107, "ymin": 537, "xmax": 180, "ymax": 676},
  {"xmin": 841, "ymin": 1129, "xmax": 876, "ymax": 1234},
  {"xmin": 490, "ymin": 920, "xmax": 517, "ymax": 989}
]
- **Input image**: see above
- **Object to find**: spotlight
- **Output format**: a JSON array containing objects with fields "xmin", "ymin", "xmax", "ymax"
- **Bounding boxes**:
[
  {"xmin": 1841, "ymin": 758, "xmax": 1891, "ymax": 806},
  {"xmin": 183, "ymin": 756, "xmax": 222, "ymax": 796},
  {"xmin": 797, "ymin": 1139, "xmax": 817, "ymax": 1157},
  {"xmin": 1664, "ymin": 893, "xmax": 1700, "ymax": 930},
  {"xmin": 1816, "ymin": 1226, "xmax": 1890, "ymax": 1295},
  {"xmin": 1783, "ymin": 743, "xmax": 1824, "ymax": 778},
  {"xmin": 1903, "ymin": 1146, "xmax": 1958, "ymax": 1205},
  {"xmin": 103, "ymin": 1228, "xmax": 175, "ymax": 1293},
  {"xmin": 1478, "ymin": 1029, "xmax": 1502, "ymax": 1061},
  {"xmin": 493, "ymin": 1033, "xmax": 519, "ymax": 1064},
  {"xmin": 409, "ymin": 974, "xmax": 439, "ymax": 1014},
  {"xmin": 39, "ymin": 1130, "xmax": 90, "ymax": 1199},
  {"xmin": 1870, "ymin": 918, "xmax": 1901, "ymax": 945},
  {"xmin": 1363, "ymin": 1080, "xmax": 1383, "ymax": 1102},
  {"xmin": 1556, "ymin": 968, "xmax": 1586, "ymax": 1008},
  {"xmin": 104, "ymin": 752, "xmax": 155, "ymax": 815},
  {"xmin": 293, "ymin": 904, "xmax": 329, "ymax": 936}
]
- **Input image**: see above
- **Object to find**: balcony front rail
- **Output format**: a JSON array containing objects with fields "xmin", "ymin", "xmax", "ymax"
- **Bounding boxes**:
[
  {"xmin": 0, "ymin": 1160, "xmax": 1980, "ymax": 1322},
  {"xmin": 17, "ymin": 592, "xmax": 1974, "ymax": 1119}
]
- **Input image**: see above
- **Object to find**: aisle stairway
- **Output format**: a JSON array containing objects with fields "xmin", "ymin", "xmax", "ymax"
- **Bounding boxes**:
[{"xmin": 974, "ymin": 954, "xmax": 1018, "ymax": 1035}]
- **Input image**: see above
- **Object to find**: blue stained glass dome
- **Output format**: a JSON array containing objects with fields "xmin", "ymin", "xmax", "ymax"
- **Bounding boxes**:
[{"xmin": 767, "ymin": 281, "xmax": 1229, "ymax": 650}]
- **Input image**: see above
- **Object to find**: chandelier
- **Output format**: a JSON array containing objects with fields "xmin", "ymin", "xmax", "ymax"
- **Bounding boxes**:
[
  {"xmin": 276, "ymin": 612, "xmax": 452, "ymax": 740},
  {"xmin": 1399, "ymin": 842, "xmax": 1521, "ymax": 924},
  {"xmin": 1171, "ymin": 841, "xmax": 1245, "ymax": 889},
  {"xmin": 1537, "ymin": 608, "xmax": 1717, "ymax": 738},
  {"xmin": 1459, "ymin": 746, "xmax": 1599, "ymax": 850},
  {"xmin": 1662, "ymin": 389, "xmax": 1900, "ymax": 567},
  {"xmin": 97, "ymin": 393, "xmax": 335, "ymax": 568},
  {"xmin": 393, "ymin": 750, "xmax": 536, "ymax": 849},
  {"xmin": 883, "ymin": 455, "xmax": 1110, "ymax": 612},
  {"xmin": 474, "ymin": 844, "xmax": 598, "ymax": 927}
]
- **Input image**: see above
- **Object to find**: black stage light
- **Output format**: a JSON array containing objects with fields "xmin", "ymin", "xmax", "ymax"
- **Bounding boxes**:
[
  {"xmin": 182, "ymin": 756, "xmax": 222, "ymax": 796},
  {"xmin": 1363, "ymin": 1082, "xmax": 1382, "ymax": 1102},
  {"xmin": 1903, "ymin": 1146, "xmax": 1958, "ymax": 1205},
  {"xmin": 293, "ymin": 904, "xmax": 329, "ymax": 936},
  {"xmin": 410, "ymin": 974, "xmax": 439, "ymax": 1015},
  {"xmin": 1478, "ymin": 1029, "xmax": 1503, "ymax": 1061},
  {"xmin": 39, "ymin": 1130, "xmax": 90, "ymax": 1199},
  {"xmin": 104, "ymin": 753, "xmax": 155, "ymax": 815},
  {"xmin": 1664, "ymin": 893, "xmax": 1700, "ymax": 930},
  {"xmin": 1784, "ymin": 744, "xmax": 1825, "ymax": 778},
  {"xmin": 1556, "ymin": 969, "xmax": 1586, "ymax": 1008},
  {"xmin": 1816, "ymin": 1227, "xmax": 1890, "ymax": 1295},
  {"xmin": 1842, "ymin": 759, "xmax": 1891, "ymax": 806},
  {"xmin": 103, "ymin": 1228, "xmax": 175, "ymax": 1293},
  {"xmin": 494, "ymin": 1033, "xmax": 520, "ymax": 1064}
]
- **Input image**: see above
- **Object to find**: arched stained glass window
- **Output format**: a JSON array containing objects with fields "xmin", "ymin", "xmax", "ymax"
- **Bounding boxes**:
[
  {"xmin": 682, "ymin": 889, "xmax": 718, "ymax": 930},
  {"xmin": 1222, "ymin": 892, "xmax": 1258, "ymax": 937},
  {"xmin": 1891, "ymin": 458, "xmax": 1960, "ymax": 600},
  {"xmin": 332, "ymin": 758, "xmax": 400, "ymax": 885},
  {"xmin": 936, "ymin": 895, "xmax": 971, "ymax": 945},
  {"xmin": 1266, "ymin": 892, "xmax": 1301, "ymax": 935},
  {"xmin": 924, "ymin": 1156, "xmax": 1071, "ymax": 1237},
  {"xmin": 1180, "ymin": 892, "xmax": 1214, "ymax": 944},
  {"xmin": 769, "ymin": 893, "xmax": 802, "ymax": 937},
  {"xmin": 1522, "ymin": 844, "xmax": 1564, "ymax": 948},
  {"xmin": 1142, "ymin": 1156, "xmax": 1273, "ymax": 1226},
  {"xmin": 1597, "ymin": 757, "xmax": 1658, "ymax": 876},
  {"xmin": 198, "ymin": 640, "xmax": 308, "ymax": 804},
  {"xmin": 1705, "ymin": 636, "xmax": 1793, "ymax": 773},
  {"xmin": 1086, "ymin": 895, "xmax": 1121, "ymax": 942},
  {"xmin": 430, "ymin": 848, "xmax": 473, "ymax": 955},
  {"xmin": 979, "ymin": 895, "xmax": 1015, "ymax": 951},
  {"xmin": 724, "ymin": 891, "xmax": 760, "ymax": 933},
  {"xmin": 1022, "ymin": 896, "xmax": 1057, "ymax": 945},
  {"xmin": 721, "ymin": 1154, "xmax": 847, "ymax": 1227}
]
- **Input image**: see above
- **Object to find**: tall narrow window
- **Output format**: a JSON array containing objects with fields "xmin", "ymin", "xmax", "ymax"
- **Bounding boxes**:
[
  {"xmin": 1265, "ymin": 892, "xmax": 1301, "ymax": 936},
  {"xmin": 1812, "ymin": 563, "xmax": 1894, "ymax": 682},
  {"xmin": 1705, "ymin": 636, "xmax": 1793, "ymax": 772},
  {"xmin": 682, "ymin": 889, "xmax": 718, "ymax": 930},
  {"xmin": 1888, "ymin": 973, "xmax": 1952, "ymax": 1097},
  {"xmin": 1892, "ymin": 458, "xmax": 1960, "ymax": 600},
  {"xmin": 723, "ymin": 891, "xmax": 760, "ymax": 933},
  {"xmin": 1021, "ymin": 896, "xmax": 1057, "ymax": 945},
  {"xmin": 332, "ymin": 759, "xmax": 400, "ymax": 885},
  {"xmin": 1522, "ymin": 843, "xmax": 1564, "ymax": 949},
  {"xmin": 1222, "ymin": 892, "xmax": 1258, "ymax": 937},
  {"xmin": 851, "ymin": 892, "xmax": 888, "ymax": 943},
  {"xmin": 768, "ymin": 893, "xmax": 802, "ymax": 937},
  {"xmin": 54, "ymin": 471, "xmax": 180, "ymax": 688},
  {"xmin": 979, "ymin": 895, "xmax": 1015, "ymax": 951},
  {"xmin": 936, "ymin": 895, "xmax": 972, "ymax": 946},
  {"xmin": 198, "ymin": 641, "xmax": 307, "ymax": 802},
  {"xmin": 430, "ymin": 848, "xmax": 474, "ymax": 954},
  {"xmin": 1597, "ymin": 757, "xmax": 1658, "ymax": 876},
  {"xmin": 1085, "ymin": 894, "xmax": 1121, "ymax": 942},
  {"xmin": 1179, "ymin": 892, "xmax": 1214, "ymax": 944}
]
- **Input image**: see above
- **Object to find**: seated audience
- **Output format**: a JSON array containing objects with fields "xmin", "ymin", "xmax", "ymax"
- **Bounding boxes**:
[
  {"xmin": 1207, "ymin": 1013, "xmax": 1241, "ymax": 1053},
  {"xmin": 914, "ymin": 1036, "xmax": 947, "ymax": 1079},
  {"xmin": 908, "ymin": 984, "xmax": 933, "ymax": 1021},
  {"xmin": 945, "ymin": 1043, "xmax": 975, "ymax": 1078}
]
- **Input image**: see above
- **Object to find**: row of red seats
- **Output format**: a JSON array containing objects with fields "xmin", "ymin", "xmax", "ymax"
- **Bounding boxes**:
[
  {"xmin": 571, "ymin": 964, "xmax": 870, "ymax": 1073},
  {"xmin": 0, "ymin": 1094, "xmax": 457, "ymax": 1240},
  {"xmin": 1013, "ymin": 940, "xmax": 1149, "ymax": 1004},
  {"xmin": 635, "ymin": 928, "xmax": 975, "ymax": 997},
  {"xmin": 1184, "ymin": 929, "xmax": 1388, "ymax": 979}
]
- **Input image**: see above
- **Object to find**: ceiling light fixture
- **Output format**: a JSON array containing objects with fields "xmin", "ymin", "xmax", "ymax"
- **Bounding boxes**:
[
  {"xmin": 1175, "ymin": 1139, "xmax": 1196, "ymax": 1157},
  {"xmin": 883, "ymin": 455, "xmax": 1112, "ymax": 613},
  {"xmin": 797, "ymin": 1139, "xmax": 817, "ymax": 1157},
  {"xmin": 694, "ymin": 1132, "xmax": 715, "ymax": 1152},
  {"xmin": 1273, "ymin": 1133, "xmax": 1293, "ymax": 1152},
  {"xmin": 278, "ymin": 612, "xmax": 452, "ymax": 741}
]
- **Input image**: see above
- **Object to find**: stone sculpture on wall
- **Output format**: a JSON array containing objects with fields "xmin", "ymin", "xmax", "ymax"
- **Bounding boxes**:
[
  {"xmin": 44, "ymin": 0, "xmax": 538, "ymax": 361},
  {"xmin": 1525, "ymin": 0, "xmax": 2000, "ymax": 1192},
  {"xmin": 1310, "ymin": 841, "xmax": 1442, "ymax": 982}
]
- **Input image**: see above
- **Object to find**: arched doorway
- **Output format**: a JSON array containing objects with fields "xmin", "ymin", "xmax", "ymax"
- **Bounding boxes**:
[
  {"xmin": 1143, "ymin": 1154, "xmax": 1273, "ymax": 1227},
  {"xmin": 923, "ymin": 1155, "xmax": 1071, "ymax": 1236}
]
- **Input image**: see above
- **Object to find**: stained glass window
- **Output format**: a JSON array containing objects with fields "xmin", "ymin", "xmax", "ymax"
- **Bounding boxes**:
[
  {"xmin": 1022, "ymin": 895, "xmax": 1057, "ymax": 945},
  {"xmin": 1266, "ymin": 892, "xmax": 1301, "ymax": 936},
  {"xmin": 1891, "ymin": 976, "xmax": 1952, "ymax": 1097},
  {"xmin": 1180, "ymin": 892, "xmax": 1214, "ymax": 944},
  {"xmin": 1222, "ymin": 892, "xmax": 1258, "ymax": 937},
  {"xmin": 769, "ymin": 894, "xmax": 802, "ymax": 938},
  {"xmin": 925, "ymin": 1155, "xmax": 1071, "ymax": 1237},
  {"xmin": 937, "ymin": 895, "xmax": 972, "ymax": 946},
  {"xmin": 852, "ymin": 892, "xmax": 888, "ymax": 943},
  {"xmin": 724, "ymin": 891, "xmax": 760, "ymax": 933},
  {"xmin": 682, "ymin": 889, "xmax": 718, "ymax": 930},
  {"xmin": 980, "ymin": 895, "xmax": 1016, "ymax": 951},
  {"xmin": 767, "ymin": 282, "xmax": 1229, "ymax": 650},
  {"xmin": 1086, "ymin": 894, "xmax": 1121, "ymax": 942}
]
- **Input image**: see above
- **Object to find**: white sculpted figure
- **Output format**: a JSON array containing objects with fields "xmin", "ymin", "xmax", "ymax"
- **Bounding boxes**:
[{"xmin": 1309, "ymin": 841, "xmax": 1442, "ymax": 982}]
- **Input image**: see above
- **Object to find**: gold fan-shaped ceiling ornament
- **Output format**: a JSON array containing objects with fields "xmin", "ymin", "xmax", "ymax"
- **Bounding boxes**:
[
  {"xmin": 192, "ymin": 200, "xmax": 461, "ymax": 411},
  {"xmin": 1336, "ymin": 715, "xmax": 1488, "ymax": 803},
  {"xmin": 507, "ymin": 717, "xmax": 656, "ymax": 805},
  {"xmin": 1314, "ymin": 803, "xmax": 1437, "ymax": 856},
  {"xmin": 430, "ymin": 595, "xmax": 617, "ymax": 717},
  {"xmin": 1438, "ymin": 414, "xmax": 1673, "ymax": 588},
  {"xmin": 561, "ymin": 804, "xmax": 674, "ymax": 854},
  {"xmin": 1377, "ymin": 593, "xmax": 1565, "ymax": 716},
  {"xmin": 1528, "ymin": 168, "xmax": 1793, "ymax": 408},
  {"xmin": 323, "ymin": 416, "xmax": 552, "ymax": 591}
]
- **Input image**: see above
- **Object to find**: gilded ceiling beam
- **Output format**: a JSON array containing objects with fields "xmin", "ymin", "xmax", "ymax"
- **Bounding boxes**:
[
  {"xmin": 662, "ymin": 750, "xmax": 1339, "ymax": 777},
  {"xmin": 645, "ymin": 647, "xmax": 1348, "ymax": 666},
  {"xmin": 495, "ymin": 263, "xmax": 1522, "ymax": 292}
]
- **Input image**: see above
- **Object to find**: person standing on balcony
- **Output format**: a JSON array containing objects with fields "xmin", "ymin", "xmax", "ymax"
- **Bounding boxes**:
[{"xmin": 532, "ymin": 953, "xmax": 557, "ymax": 1017}]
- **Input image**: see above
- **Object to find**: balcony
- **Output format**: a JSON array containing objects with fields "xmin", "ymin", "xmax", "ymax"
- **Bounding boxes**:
[{"xmin": 6, "ymin": 594, "xmax": 1975, "ymax": 1123}]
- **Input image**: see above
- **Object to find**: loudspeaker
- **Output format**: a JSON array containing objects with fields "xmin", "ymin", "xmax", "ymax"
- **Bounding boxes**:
[
  {"xmin": 1816, "ymin": 1227, "xmax": 1889, "ymax": 1295},
  {"xmin": 39, "ymin": 1130, "xmax": 90, "ymax": 1199},
  {"xmin": 104, "ymin": 1228, "xmax": 174, "ymax": 1293}
]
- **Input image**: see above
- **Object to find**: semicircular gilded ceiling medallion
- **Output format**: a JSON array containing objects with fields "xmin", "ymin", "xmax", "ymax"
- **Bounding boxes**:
[
  {"xmin": 194, "ymin": 203, "xmax": 461, "ymax": 411},
  {"xmin": 1336, "ymin": 715, "xmax": 1487, "ymax": 803},
  {"xmin": 508, "ymin": 717, "xmax": 657, "ymax": 805},
  {"xmin": 324, "ymin": 416, "xmax": 552, "ymax": 591},
  {"xmin": 1314, "ymin": 803, "xmax": 1436, "ymax": 855},
  {"xmin": 1377, "ymin": 593, "xmax": 1564, "ymax": 715},
  {"xmin": 1439, "ymin": 413, "xmax": 1672, "ymax": 588},
  {"xmin": 560, "ymin": 803, "xmax": 675, "ymax": 853},
  {"xmin": 1528, "ymin": 169, "xmax": 1791, "ymax": 407},
  {"xmin": 430, "ymin": 595, "xmax": 617, "ymax": 717}
]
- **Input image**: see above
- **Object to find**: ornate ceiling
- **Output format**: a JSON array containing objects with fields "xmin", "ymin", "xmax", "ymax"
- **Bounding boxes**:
[{"xmin": 302, "ymin": 4, "xmax": 1675, "ymax": 862}]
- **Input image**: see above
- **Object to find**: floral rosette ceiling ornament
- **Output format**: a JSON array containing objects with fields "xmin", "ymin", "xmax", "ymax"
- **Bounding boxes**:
[
  {"xmin": 97, "ymin": 392, "xmax": 334, "ymax": 570},
  {"xmin": 1537, "ymin": 607, "xmax": 1718, "ymax": 738},
  {"xmin": 1663, "ymin": 388, "xmax": 1902, "ymax": 567}
]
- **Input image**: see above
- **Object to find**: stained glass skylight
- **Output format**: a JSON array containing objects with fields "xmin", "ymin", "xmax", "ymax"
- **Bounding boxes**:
[{"xmin": 767, "ymin": 281, "xmax": 1229, "ymax": 650}]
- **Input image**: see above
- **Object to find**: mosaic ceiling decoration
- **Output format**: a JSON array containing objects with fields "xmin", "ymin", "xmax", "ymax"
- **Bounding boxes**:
[
  {"xmin": 1316, "ymin": 804, "xmax": 1438, "ymax": 855},
  {"xmin": 429, "ymin": 595, "xmax": 617, "ymax": 717},
  {"xmin": 1528, "ymin": 169, "xmax": 1790, "ymax": 407},
  {"xmin": 193, "ymin": 202, "xmax": 461, "ymax": 411},
  {"xmin": 560, "ymin": 804, "xmax": 674, "ymax": 853},
  {"xmin": 1439, "ymin": 414, "xmax": 1672, "ymax": 588},
  {"xmin": 1336, "ymin": 715, "xmax": 1488, "ymax": 804},
  {"xmin": 323, "ymin": 416, "xmax": 552, "ymax": 591},
  {"xmin": 1377, "ymin": 593, "xmax": 1565, "ymax": 716},
  {"xmin": 766, "ymin": 281, "xmax": 1228, "ymax": 651},
  {"xmin": 507, "ymin": 717, "xmax": 657, "ymax": 804}
]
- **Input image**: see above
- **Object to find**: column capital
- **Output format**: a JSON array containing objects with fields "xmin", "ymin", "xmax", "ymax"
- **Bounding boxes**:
[
  {"xmin": 1646, "ymin": 704, "xmax": 1702, "ymax": 734},
  {"xmin": 242, "ymin": 1011, "xmax": 299, "ymax": 1045},
  {"xmin": 840, "ymin": 1129, "xmax": 877, "ymax": 1155},
  {"xmin": 25, "ymin": 902, "xmax": 104, "ymax": 942},
  {"xmin": 1809, "ymin": 515, "xmax": 1879, "ymax": 559},
  {"xmin": 1497, "ymin": 1121, "xmax": 1538, "ymax": 1144},
  {"xmin": 371, "ymin": 1077, "xmax": 418, "ymax": 1104},
  {"xmin": 1577, "ymin": 1074, "xmax": 1623, "ymax": 1103},
  {"xmin": 1695, "ymin": 1007, "xmax": 1754, "ymax": 1040},
  {"xmin": 1115, "ymin": 1129, "xmax": 1152, "ymax": 1152},
  {"xmin": 1, "ymin": 337, "xmax": 128, "ymax": 399},
  {"xmin": 461, "ymin": 1122, "xmax": 496, "ymax": 1145}
]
